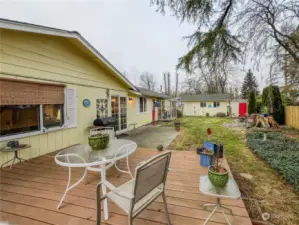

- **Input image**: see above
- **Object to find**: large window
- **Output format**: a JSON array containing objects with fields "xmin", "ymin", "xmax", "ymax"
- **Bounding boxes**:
[
  {"xmin": 0, "ymin": 79, "xmax": 72, "ymax": 140},
  {"xmin": 0, "ymin": 104, "xmax": 65, "ymax": 137},
  {"xmin": 0, "ymin": 105, "xmax": 40, "ymax": 136},
  {"xmin": 139, "ymin": 97, "xmax": 147, "ymax": 113}
]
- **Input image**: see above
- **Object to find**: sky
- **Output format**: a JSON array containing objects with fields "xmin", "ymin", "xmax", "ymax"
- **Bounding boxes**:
[{"xmin": 0, "ymin": 0, "xmax": 268, "ymax": 91}]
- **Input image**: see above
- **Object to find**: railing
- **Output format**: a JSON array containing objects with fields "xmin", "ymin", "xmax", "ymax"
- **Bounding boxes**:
[{"xmin": 285, "ymin": 106, "xmax": 299, "ymax": 129}]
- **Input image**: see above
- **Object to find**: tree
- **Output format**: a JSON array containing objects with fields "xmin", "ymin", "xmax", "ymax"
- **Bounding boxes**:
[
  {"xmin": 262, "ymin": 85, "xmax": 284, "ymax": 124},
  {"xmin": 182, "ymin": 74, "xmax": 202, "ymax": 94},
  {"xmin": 140, "ymin": 72, "xmax": 156, "ymax": 91},
  {"xmin": 150, "ymin": 0, "xmax": 299, "ymax": 76},
  {"xmin": 241, "ymin": 69, "xmax": 258, "ymax": 98},
  {"xmin": 248, "ymin": 91, "xmax": 257, "ymax": 114}
]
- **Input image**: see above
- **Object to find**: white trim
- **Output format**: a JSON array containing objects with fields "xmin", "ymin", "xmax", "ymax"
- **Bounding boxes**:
[
  {"xmin": 0, "ymin": 18, "xmax": 138, "ymax": 91},
  {"xmin": 0, "ymin": 19, "xmax": 76, "ymax": 38},
  {"xmin": 0, "ymin": 125, "xmax": 69, "ymax": 142},
  {"xmin": 0, "ymin": 131, "xmax": 42, "ymax": 142}
]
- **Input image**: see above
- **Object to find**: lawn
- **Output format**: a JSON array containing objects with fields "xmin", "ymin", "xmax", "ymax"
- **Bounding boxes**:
[{"xmin": 168, "ymin": 117, "xmax": 299, "ymax": 225}]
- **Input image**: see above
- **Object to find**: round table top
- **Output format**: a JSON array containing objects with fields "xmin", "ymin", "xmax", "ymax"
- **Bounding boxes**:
[
  {"xmin": 0, "ymin": 144, "xmax": 31, "ymax": 152},
  {"xmin": 55, "ymin": 139, "xmax": 137, "ymax": 168}
]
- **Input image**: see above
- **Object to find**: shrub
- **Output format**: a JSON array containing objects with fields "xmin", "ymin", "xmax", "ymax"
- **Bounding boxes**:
[
  {"xmin": 177, "ymin": 109, "xmax": 183, "ymax": 118},
  {"xmin": 262, "ymin": 85, "xmax": 284, "ymax": 124},
  {"xmin": 206, "ymin": 112, "xmax": 210, "ymax": 116},
  {"xmin": 247, "ymin": 132, "xmax": 299, "ymax": 188},
  {"xmin": 216, "ymin": 112, "xmax": 226, "ymax": 117},
  {"xmin": 248, "ymin": 91, "xmax": 257, "ymax": 114}
]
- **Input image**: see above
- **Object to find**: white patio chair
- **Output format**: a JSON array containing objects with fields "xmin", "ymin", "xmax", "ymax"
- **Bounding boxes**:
[{"xmin": 96, "ymin": 151, "xmax": 172, "ymax": 225}]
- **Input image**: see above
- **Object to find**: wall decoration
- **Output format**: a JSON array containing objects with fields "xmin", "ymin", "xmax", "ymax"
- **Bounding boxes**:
[
  {"xmin": 83, "ymin": 99, "xmax": 91, "ymax": 107},
  {"xmin": 97, "ymin": 99, "xmax": 108, "ymax": 118},
  {"xmin": 208, "ymin": 104, "xmax": 212, "ymax": 108}
]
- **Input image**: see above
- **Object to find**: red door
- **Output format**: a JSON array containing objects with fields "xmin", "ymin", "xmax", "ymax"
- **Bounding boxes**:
[
  {"xmin": 152, "ymin": 99, "xmax": 156, "ymax": 122},
  {"xmin": 239, "ymin": 103, "xmax": 247, "ymax": 117}
]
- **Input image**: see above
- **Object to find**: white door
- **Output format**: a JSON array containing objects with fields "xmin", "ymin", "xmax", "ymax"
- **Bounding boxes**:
[{"xmin": 111, "ymin": 96, "xmax": 127, "ymax": 131}]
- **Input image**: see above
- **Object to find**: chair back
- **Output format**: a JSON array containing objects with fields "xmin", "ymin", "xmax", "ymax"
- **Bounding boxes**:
[{"xmin": 133, "ymin": 151, "xmax": 171, "ymax": 203}]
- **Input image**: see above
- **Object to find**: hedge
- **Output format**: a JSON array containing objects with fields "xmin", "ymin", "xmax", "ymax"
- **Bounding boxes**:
[{"xmin": 247, "ymin": 132, "xmax": 299, "ymax": 188}]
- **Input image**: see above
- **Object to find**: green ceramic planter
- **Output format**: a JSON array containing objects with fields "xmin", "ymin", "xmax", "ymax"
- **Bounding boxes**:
[
  {"xmin": 88, "ymin": 134, "xmax": 110, "ymax": 150},
  {"xmin": 208, "ymin": 166, "xmax": 229, "ymax": 188}
]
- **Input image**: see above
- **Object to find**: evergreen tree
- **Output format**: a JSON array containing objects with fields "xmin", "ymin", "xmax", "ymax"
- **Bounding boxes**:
[
  {"xmin": 248, "ymin": 91, "xmax": 257, "ymax": 114},
  {"xmin": 262, "ymin": 85, "xmax": 284, "ymax": 124},
  {"xmin": 241, "ymin": 69, "xmax": 258, "ymax": 98}
]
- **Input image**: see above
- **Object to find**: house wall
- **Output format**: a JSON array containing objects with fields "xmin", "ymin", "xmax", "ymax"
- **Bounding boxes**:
[
  {"xmin": 182, "ymin": 101, "xmax": 229, "ymax": 116},
  {"xmin": 0, "ymin": 29, "xmax": 139, "ymax": 166},
  {"xmin": 127, "ymin": 96, "xmax": 153, "ymax": 129}
]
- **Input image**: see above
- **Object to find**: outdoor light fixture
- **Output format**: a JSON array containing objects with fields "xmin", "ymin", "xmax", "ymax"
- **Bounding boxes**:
[{"xmin": 128, "ymin": 97, "xmax": 133, "ymax": 103}]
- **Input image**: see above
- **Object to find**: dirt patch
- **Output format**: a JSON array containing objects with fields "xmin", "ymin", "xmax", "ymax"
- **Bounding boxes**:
[{"xmin": 167, "ymin": 129, "xmax": 197, "ymax": 151}]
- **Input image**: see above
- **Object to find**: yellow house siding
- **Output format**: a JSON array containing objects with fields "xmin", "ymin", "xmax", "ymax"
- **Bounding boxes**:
[
  {"xmin": 0, "ymin": 29, "xmax": 135, "ymax": 166},
  {"xmin": 0, "ymin": 29, "xmax": 127, "ymax": 90},
  {"xmin": 127, "ymin": 96, "xmax": 153, "ymax": 129}
]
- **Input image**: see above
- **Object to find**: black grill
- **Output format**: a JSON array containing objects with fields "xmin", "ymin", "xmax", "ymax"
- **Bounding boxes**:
[
  {"xmin": 93, "ymin": 117, "xmax": 117, "ymax": 137},
  {"xmin": 93, "ymin": 117, "xmax": 117, "ymax": 127}
]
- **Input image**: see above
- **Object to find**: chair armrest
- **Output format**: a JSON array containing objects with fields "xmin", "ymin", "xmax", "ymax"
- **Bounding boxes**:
[
  {"xmin": 136, "ymin": 161, "xmax": 146, "ymax": 167},
  {"xmin": 96, "ymin": 181, "xmax": 134, "ymax": 200}
]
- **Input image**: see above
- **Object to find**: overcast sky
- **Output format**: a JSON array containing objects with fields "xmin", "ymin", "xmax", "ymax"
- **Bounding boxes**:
[{"xmin": 0, "ymin": 0, "xmax": 268, "ymax": 91}]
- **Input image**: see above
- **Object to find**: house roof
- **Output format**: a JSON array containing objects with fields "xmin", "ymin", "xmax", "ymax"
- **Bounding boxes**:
[
  {"xmin": 137, "ymin": 87, "xmax": 171, "ymax": 99},
  {"xmin": 180, "ymin": 94, "xmax": 230, "ymax": 102},
  {"xmin": 0, "ymin": 18, "xmax": 138, "ymax": 91}
]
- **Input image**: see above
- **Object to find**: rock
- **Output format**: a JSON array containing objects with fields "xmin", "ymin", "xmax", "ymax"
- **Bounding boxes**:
[
  {"xmin": 157, "ymin": 145, "xmax": 163, "ymax": 151},
  {"xmin": 240, "ymin": 173, "xmax": 253, "ymax": 180}
]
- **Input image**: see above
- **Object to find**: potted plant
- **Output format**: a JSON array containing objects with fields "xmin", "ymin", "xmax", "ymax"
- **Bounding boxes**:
[
  {"xmin": 208, "ymin": 144, "xmax": 229, "ymax": 187},
  {"xmin": 88, "ymin": 133, "xmax": 110, "ymax": 150},
  {"xmin": 174, "ymin": 121, "xmax": 181, "ymax": 131}
]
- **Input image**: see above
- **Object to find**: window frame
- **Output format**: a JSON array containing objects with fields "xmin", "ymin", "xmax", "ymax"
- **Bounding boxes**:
[
  {"xmin": 200, "ymin": 102, "xmax": 207, "ymax": 108},
  {"xmin": 213, "ymin": 102, "xmax": 220, "ymax": 108},
  {"xmin": 0, "ymin": 91, "xmax": 68, "ymax": 142},
  {"xmin": 139, "ymin": 97, "xmax": 147, "ymax": 113}
]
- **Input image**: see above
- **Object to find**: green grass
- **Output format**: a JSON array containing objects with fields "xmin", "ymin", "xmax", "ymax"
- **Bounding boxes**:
[{"xmin": 176, "ymin": 117, "xmax": 299, "ymax": 225}]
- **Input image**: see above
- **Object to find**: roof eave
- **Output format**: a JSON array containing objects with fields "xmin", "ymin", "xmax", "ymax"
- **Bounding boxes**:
[{"xmin": 0, "ymin": 18, "xmax": 138, "ymax": 91}]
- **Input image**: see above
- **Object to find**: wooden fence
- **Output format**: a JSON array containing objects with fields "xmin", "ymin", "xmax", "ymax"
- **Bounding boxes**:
[{"xmin": 285, "ymin": 106, "xmax": 299, "ymax": 129}]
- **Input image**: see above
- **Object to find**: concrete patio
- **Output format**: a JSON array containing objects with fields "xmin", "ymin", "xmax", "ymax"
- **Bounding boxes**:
[
  {"xmin": 0, "ymin": 148, "xmax": 252, "ymax": 225},
  {"xmin": 120, "ymin": 125, "xmax": 179, "ymax": 149}
]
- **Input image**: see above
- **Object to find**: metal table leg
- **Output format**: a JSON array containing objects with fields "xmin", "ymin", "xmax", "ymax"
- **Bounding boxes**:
[
  {"xmin": 101, "ymin": 163, "xmax": 109, "ymax": 220},
  {"xmin": 203, "ymin": 198, "xmax": 233, "ymax": 225},
  {"xmin": 57, "ymin": 167, "xmax": 88, "ymax": 209},
  {"xmin": 1, "ymin": 151, "xmax": 31, "ymax": 169}
]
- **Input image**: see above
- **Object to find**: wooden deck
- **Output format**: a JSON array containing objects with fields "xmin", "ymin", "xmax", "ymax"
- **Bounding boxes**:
[{"xmin": 0, "ymin": 148, "xmax": 252, "ymax": 225}]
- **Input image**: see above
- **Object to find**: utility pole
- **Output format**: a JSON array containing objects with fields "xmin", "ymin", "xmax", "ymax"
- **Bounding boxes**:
[
  {"xmin": 167, "ymin": 72, "xmax": 171, "ymax": 95},
  {"xmin": 164, "ymin": 73, "xmax": 167, "ymax": 94},
  {"xmin": 175, "ymin": 72, "xmax": 179, "ymax": 97}
]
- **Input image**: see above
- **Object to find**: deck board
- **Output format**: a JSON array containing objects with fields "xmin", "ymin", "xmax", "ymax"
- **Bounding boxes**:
[{"xmin": 0, "ymin": 148, "xmax": 252, "ymax": 225}]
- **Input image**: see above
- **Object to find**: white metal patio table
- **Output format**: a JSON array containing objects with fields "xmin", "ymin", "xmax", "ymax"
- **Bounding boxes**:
[
  {"xmin": 55, "ymin": 139, "xmax": 137, "ymax": 220},
  {"xmin": 200, "ymin": 175, "xmax": 241, "ymax": 225}
]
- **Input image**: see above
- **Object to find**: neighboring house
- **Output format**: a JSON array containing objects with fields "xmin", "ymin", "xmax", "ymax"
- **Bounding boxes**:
[
  {"xmin": 0, "ymin": 19, "xmax": 170, "ymax": 165},
  {"xmin": 136, "ymin": 87, "xmax": 172, "ymax": 122},
  {"xmin": 180, "ymin": 94, "xmax": 247, "ymax": 117}
]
